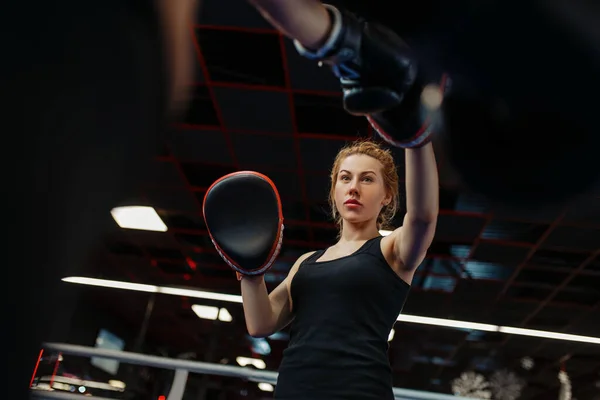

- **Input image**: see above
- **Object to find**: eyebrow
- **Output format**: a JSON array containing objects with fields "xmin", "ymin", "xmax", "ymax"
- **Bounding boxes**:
[{"xmin": 339, "ymin": 169, "xmax": 377, "ymax": 175}]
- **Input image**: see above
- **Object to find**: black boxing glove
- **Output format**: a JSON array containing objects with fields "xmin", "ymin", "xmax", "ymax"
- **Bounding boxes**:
[
  {"xmin": 294, "ymin": 4, "xmax": 418, "ymax": 116},
  {"xmin": 368, "ymin": 74, "xmax": 449, "ymax": 148}
]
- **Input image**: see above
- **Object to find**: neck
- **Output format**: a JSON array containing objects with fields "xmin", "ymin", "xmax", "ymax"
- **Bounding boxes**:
[{"xmin": 338, "ymin": 219, "xmax": 380, "ymax": 243}]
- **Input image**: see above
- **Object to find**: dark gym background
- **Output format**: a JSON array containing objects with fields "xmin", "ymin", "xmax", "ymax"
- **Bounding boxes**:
[{"xmin": 5, "ymin": 0, "xmax": 600, "ymax": 399}]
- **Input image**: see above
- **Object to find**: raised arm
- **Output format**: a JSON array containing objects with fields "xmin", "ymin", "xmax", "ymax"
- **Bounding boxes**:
[{"xmin": 383, "ymin": 143, "xmax": 439, "ymax": 276}]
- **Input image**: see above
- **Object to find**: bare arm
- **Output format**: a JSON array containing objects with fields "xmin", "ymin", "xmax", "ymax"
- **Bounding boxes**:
[
  {"xmin": 398, "ymin": 143, "xmax": 439, "ymax": 266},
  {"xmin": 241, "ymin": 251, "xmax": 315, "ymax": 338},
  {"xmin": 384, "ymin": 143, "xmax": 439, "ymax": 276},
  {"xmin": 247, "ymin": 0, "xmax": 330, "ymax": 49}
]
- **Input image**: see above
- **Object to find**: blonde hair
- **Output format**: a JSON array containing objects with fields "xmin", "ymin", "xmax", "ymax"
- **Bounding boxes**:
[{"xmin": 328, "ymin": 140, "xmax": 400, "ymax": 232}]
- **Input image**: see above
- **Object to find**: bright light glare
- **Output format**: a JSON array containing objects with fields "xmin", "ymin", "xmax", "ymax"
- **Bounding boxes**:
[
  {"xmin": 218, "ymin": 308, "xmax": 233, "ymax": 322},
  {"xmin": 191, "ymin": 305, "xmax": 219, "ymax": 320},
  {"xmin": 236, "ymin": 357, "xmax": 266, "ymax": 369},
  {"xmin": 258, "ymin": 383, "xmax": 274, "ymax": 392},
  {"xmin": 110, "ymin": 206, "xmax": 167, "ymax": 232}
]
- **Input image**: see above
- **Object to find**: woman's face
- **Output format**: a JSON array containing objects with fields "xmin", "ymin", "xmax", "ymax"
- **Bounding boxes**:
[{"xmin": 334, "ymin": 154, "xmax": 391, "ymax": 226}]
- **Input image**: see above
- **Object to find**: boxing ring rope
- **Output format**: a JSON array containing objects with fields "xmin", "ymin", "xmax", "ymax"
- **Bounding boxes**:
[
  {"xmin": 30, "ymin": 391, "xmax": 114, "ymax": 400},
  {"xmin": 33, "ymin": 342, "xmax": 480, "ymax": 400}
]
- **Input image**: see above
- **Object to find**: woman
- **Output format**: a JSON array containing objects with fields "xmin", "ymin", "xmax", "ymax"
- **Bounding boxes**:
[{"xmin": 240, "ymin": 139, "xmax": 439, "ymax": 399}]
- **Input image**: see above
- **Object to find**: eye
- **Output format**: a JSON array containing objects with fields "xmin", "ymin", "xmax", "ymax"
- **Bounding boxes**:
[
  {"xmin": 362, "ymin": 176, "xmax": 374, "ymax": 182},
  {"xmin": 340, "ymin": 175, "xmax": 351, "ymax": 181}
]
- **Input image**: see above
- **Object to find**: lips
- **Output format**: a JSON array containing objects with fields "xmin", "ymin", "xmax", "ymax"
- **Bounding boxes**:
[{"xmin": 344, "ymin": 199, "xmax": 362, "ymax": 206}]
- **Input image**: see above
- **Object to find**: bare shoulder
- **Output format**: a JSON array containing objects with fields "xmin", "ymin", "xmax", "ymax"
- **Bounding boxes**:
[
  {"xmin": 284, "ymin": 251, "xmax": 317, "ymax": 311},
  {"xmin": 288, "ymin": 251, "xmax": 317, "ymax": 277},
  {"xmin": 271, "ymin": 251, "xmax": 316, "ymax": 298}
]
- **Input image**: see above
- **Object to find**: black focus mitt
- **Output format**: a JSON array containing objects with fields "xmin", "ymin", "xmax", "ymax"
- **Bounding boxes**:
[{"xmin": 203, "ymin": 171, "xmax": 284, "ymax": 280}]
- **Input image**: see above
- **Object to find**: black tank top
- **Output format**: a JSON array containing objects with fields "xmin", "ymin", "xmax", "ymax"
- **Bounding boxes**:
[{"xmin": 274, "ymin": 236, "xmax": 411, "ymax": 400}]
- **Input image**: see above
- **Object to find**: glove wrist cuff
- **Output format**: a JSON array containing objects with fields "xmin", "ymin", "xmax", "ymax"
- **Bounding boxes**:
[
  {"xmin": 368, "ymin": 114, "xmax": 435, "ymax": 149},
  {"xmin": 293, "ymin": 4, "xmax": 345, "ymax": 61},
  {"xmin": 237, "ymin": 272, "xmax": 266, "ymax": 282}
]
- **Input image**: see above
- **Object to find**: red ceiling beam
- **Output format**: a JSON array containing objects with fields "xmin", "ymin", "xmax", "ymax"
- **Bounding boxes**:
[
  {"xmin": 482, "ymin": 210, "xmax": 570, "ymax": 349},
  {"xmin": 517, "ymin": 248, "xmax": 600, "ymax": 326},
  {"xmin": 126, "ymin": 25, "xmax": 236, "ymax": 286},
  {"xmin": 194, "ymin": 80, "xmax": 340, "ymax": 97},
  {"xmin": 166, "ymin": 224, "xmax": 549, "ymax": 251},
  {"xmin": 174, "ymin": 123, "xmax": 358, "ymax": 141},
  {"xmin": 105, "ymin": 249, "xmax": 598, "ymax": 308},
  {"xmin": 110, "ymin": 24, "xmax": 241, "ymax": 288},
  {"xmin": 528, "ymin": 297, "xmax": 600, "ymax": 358},
  {"xmin": 496, "ymin": 210, "xmax": 568, "ymax": 300},
  {"xmin": 430, "ymin": 212, "xmax": 495, "ymax": 380},
  {"xmin": 152, "ymin": 193, "xmax": 599, "ymax": 231},
  {"xmin": 190, "ymin": 27, "xmax": 239, "ymax": 170}
]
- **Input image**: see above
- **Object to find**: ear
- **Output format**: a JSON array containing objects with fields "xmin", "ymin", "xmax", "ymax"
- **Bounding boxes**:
[{"xmin": 383, "ymin": 192, "xmax": 392, "ymax": 207}]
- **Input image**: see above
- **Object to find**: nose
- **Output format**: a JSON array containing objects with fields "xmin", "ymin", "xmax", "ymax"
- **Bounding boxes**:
[{"xmin": 348, "ymin": 178, "xmax": 359, "ymax": 195}]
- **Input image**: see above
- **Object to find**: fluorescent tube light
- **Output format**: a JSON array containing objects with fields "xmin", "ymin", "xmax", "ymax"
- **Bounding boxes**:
[{"xmin": 62, "ymin": 276, "xmax": 600, "ymax": 345}]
